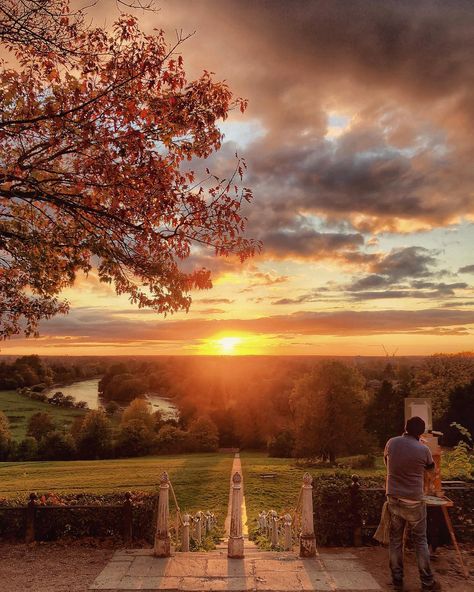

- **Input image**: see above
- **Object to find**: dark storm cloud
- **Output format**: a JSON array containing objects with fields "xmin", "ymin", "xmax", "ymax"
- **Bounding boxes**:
[{"xmin": 459, "ymin": 264, "xmax": 474, "ymax": 273}]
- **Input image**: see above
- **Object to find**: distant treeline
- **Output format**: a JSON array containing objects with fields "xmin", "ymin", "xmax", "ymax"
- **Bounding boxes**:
[
  {"xmin": 1, "ymin": 353, "xmax": 473, "ymax": 464},
  {"xmin": 97, "ymin": 353, "xmax": 474, "ymax": 458},
  {"xmin": 0, "ymin": 355, "xmax": 106, "ymax": 391}
]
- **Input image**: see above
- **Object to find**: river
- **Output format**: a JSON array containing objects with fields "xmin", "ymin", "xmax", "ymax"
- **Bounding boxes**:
[{"xmin": 47, "ymin": 378, "xmax": 179, "ymax": 420}]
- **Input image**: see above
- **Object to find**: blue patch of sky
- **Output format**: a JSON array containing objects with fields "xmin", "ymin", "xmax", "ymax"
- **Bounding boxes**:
[
  {"xmin": 327, "ymin": 113, "xmax": 351, "ymax": 129},
  {"xmin": 219, "ymin": 119, "xmax": 266, "ymax": 149}
]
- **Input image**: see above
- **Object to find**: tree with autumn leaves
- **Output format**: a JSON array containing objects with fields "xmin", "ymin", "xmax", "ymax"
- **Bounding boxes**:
[{"xmin": 0, "ymin": 0, "xmax": 258, "ymax": 338}]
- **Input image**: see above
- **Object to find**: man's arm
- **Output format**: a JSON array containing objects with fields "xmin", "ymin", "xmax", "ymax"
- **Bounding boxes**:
[{"xmin": 425, "ymin": 447, "xmax": 435, "ymax": 471}]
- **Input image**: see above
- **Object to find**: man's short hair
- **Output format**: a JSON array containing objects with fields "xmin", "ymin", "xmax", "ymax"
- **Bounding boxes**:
[{"xmin": 405, "ymin": 416, "xmax": 426, "ymax": 437}]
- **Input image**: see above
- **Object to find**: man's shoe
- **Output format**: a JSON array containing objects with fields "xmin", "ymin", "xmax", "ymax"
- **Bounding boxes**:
[{"xmin": 422, "ymin": 580, "xmax": 441, "ymax": 592}]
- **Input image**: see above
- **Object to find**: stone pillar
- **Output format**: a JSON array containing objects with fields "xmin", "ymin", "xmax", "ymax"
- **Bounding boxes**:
[
  {"xmin": 283, "ymin": 513, "xmax": 293, "ymax": 551},
  {"xmin": 227, "ymin": 472, "xmax": 244, "ymax": 558},
  {"xmin": 195, "ymin": 512, "xmax": 202, "ymax": 545},
  {"xmin": 181, "ymin": 513, "xmax": 190, "ymax": 552},
  {"xmin": 350, "ymin": 474, "xmax": 362, "ymax": 547},
  {"xmin": 270, "ymin": 510, "xmax": 279, "ymax": 547},
  {"xmin": 154, "ymin": 471, "xmax": 171, "ymax": 557},
  {"xmin": 299, "ymin": 472, "xmax": 316, "ymax": 558}
]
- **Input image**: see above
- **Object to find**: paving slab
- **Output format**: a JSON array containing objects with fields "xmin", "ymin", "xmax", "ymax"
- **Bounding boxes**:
[
  {"xmin": 90, "ymin": 550, "xmax": 381, "ymax": 591},
  {"xmin": 329, "ymin": 570, "xmax": 381, "ymax": 590}
]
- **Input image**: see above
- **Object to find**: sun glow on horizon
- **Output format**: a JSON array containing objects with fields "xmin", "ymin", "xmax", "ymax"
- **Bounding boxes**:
[
  {"xmin": 217, "ymin": 336, "xmax": 242, "ymax": 354},
  {"xmin": 198, "ymin": 333, "xmax": 269, "ymax": 355}
]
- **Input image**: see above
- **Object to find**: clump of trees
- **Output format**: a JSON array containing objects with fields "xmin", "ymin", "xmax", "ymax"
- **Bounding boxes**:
[
  {"xmin": 290, "ymin": 361, "xmax": 372, "ymax": 462},
  {"xmin": 0, "ymin": 398, "xmax": 220, "ymax": 461},
  {"xmin": 0, "ymin": 355, "xmax": 103, "ymax": 393}
]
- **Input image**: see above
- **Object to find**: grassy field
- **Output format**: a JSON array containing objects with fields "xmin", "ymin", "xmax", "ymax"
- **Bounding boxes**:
[
  {"xmin": 0, "ymin": 390, "xmax": 87, "ymax": 441},
  {"xmin": 240, "ymin": 451, "xmax": 386, "ymax": 528},
  {"xmin": 0, "ymin": 453, "xmax": 234, "ymax": 517}
]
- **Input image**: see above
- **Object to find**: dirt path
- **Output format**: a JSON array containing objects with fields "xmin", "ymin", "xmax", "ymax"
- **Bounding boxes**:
[
  {"xmin": 352, "ymin": 545, "xmax": 473, "ymax": 592},
  {"xmin": 0, "ymin": 541, "xmax": 114, "ymax": 592}
]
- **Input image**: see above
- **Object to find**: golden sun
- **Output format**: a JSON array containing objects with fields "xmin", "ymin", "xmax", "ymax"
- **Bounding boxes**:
[{"xmin": 217, "ymin": 336, "xmax": 242, "ymax": 354}]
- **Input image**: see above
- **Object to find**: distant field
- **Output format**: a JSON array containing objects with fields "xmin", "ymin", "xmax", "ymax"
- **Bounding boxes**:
[
  {"xmin": 0, "ymin": 390, "xmax": 87, "ymax": 441},
  {"xmin": 0, "ymin": 453, "xmax": 234, "ymax": 517}
]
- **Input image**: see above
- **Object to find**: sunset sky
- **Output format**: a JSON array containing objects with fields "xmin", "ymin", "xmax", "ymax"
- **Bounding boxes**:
[{"xmin": 4, "ymin": 0, "xmax": 474, "ymax": 356}]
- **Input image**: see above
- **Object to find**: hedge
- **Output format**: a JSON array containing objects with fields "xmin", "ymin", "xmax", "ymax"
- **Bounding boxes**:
[
  {"xmin": 1, "ymin": 478, "xmax": 473, "ymax": 545},
  {"xmin": 312, "ymin": 474, "xmax": 474, "ymax": 546}
]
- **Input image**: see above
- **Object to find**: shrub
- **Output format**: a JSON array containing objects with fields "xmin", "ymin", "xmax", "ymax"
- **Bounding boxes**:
[
  {"xmin": 105, "ymin": 401, "xmax": 120, "ymax": 416},
  {"xmin": 155, "ymin": 424, "xmax": 188, "ymax": 454},
  {"xmin": 31, "ymin": 383, "xmax": 47, "ymax": 392},
  {"xmin": 75, "ymin": 410, "xmax": 113, "ymax": 459},
  {"xmin": 121, "ymin": 399, "xmax": 154, "ymax": 429},
  {"xmin": 27, "ymin": 412, "xmax": 55, "ymax": 441},
  {"xmin": 443, "ymin": 423, "xmax": 473, "ymax": 480},
  {"xmin": 116, "ymin": 419, "xmax": 155, "ymax": 457},
  {"xmin": 39, "ymin": 431, "xmax": 76, "ymax": 460},
  {"xmin": 17, "ymin": 437, "xmax": 38, "ymax": 460},
  {"xmin": 267, "ymin": 430, "xmax": 295, "ymax": 458},
  {"xmin": 187, "ymin": 417, "xmax": 219, "ymax": 452},
  {"xmin": 0, "ymin": 411, "xmax": 11, "ymax": 461}
]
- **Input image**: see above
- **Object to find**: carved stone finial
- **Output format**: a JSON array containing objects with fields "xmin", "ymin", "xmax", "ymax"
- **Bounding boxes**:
[
  {"xmin": 303, "ymin": 472, "xmax": 313, "ymax": 486},
  {"xmin": 160, "ymin": 471, "xmax": 169, "ymax": 485},
  {"xmin": 232, "ymin": 471, "xmax": 242, "ymax": 484}
]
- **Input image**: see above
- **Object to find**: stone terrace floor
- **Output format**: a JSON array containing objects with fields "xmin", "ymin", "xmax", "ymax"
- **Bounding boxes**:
[{"xmin": 90, "ymin": 547, "xmax": 381, "ymax": 591}]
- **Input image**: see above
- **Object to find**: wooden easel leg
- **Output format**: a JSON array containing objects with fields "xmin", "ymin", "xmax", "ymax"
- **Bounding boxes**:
[{"xmin": 441, "ymin": 505, "xmax": 469, "ymax": 579}]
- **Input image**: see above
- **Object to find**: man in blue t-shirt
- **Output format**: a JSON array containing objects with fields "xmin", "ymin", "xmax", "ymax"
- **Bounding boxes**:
[{"xmin": 384, "ymin": 416, "xmax": 440, "ymax": 591}]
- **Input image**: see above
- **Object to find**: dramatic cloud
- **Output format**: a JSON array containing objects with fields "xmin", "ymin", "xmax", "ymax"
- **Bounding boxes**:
[
  {"xmin": 345, "ymin": 247, "xmax": 464, "ymax": 298},
  {"xmin": 459, "ymin": 264, "xmax": 474, "ymax": 274},
  {"xmin": 370, "ymin": 247, "xmax": 438, "ymax": 281},
  {"xmin": 18, "ymin": 307, "xmax": 474, "ymax": 344},
  {"xmin": 263, "ymin": 228, "xmax": 364, "ymax": 259},
  {"xmin": 349, "ymin": 284, "xmax": 469, "ymax": 301},
  {"xmin": 144, "ymin": 0, "xmax": 474, "ymax": 235}
]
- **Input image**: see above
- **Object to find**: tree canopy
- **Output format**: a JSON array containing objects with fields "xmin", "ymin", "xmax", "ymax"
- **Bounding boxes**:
[
  {"xmin": 0, "ymin": 0, "xmax": 258, "ymax": 338},
  {"xmin": 290, "ymin": 361, "xmax": 370, "ymax": 462}
]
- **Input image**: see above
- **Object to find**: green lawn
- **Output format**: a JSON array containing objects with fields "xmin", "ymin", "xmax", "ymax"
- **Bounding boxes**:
[
  {"xmin": 0, "ymin": 453, "xmax": 234, "ymax": 517},
  {"xmin": 0, "ymin": 389, "xmax": 87, "ymax": 441},
  {"xmin": 240, "ymin": 451, "xmax": 386, "ymax": 528}
]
